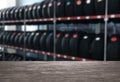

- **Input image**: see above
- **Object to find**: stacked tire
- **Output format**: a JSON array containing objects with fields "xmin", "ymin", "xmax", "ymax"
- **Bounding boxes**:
[{"xmin": 0, "ymin": 0, "xmax": 120, "ymax": 20}]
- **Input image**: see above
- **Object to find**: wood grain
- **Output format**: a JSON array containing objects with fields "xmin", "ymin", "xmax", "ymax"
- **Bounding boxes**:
[{"xmin": 0, "ymin": 62, "xmax": 119, "ymax": 82}]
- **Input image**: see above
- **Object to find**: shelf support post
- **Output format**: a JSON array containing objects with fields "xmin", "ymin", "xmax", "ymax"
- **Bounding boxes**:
[
  {"xmin": 104, "ymin": 0, "xmax": 108, "ymax": 61},
  {"xmin": 53, "ymin": 0, "xmax": 57, "ymax": 61}
]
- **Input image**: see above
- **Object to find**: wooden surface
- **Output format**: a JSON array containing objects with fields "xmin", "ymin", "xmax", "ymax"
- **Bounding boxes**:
[{"xmin": 0, "ymin": 62, "xmax": 119, "ymax": 82}]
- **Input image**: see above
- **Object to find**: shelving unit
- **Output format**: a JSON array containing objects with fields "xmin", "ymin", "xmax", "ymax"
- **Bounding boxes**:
[
  {"xmin": 0, "ymin": 44, "xmax": 91, "ymax": 61},
  {"xmin": 2, "ymin": 0, "xmax": 120, "ymax": 61},
  {"xmin": 0, "ymin": 14, "xmax": 119, "ymax": 24}
]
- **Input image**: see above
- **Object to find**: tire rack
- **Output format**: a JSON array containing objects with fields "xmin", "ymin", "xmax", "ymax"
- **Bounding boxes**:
[
  {"xmin": 0, "ymin": 15, "xmax": 117, "ymax": 61},
  {"xmin": 0, "ymin": 14, "xmax": 119, "ymax": 24},
  {"xmin": 0, "ymin": 44, "xmax": 92, "ymax": 61},
  {"xmin": 0, "ymin": 0, "xmax": 115, "ymax": 61},
  {"xmin": 0, "ymin": 15, "xmax": 114, "ymax": 61}
]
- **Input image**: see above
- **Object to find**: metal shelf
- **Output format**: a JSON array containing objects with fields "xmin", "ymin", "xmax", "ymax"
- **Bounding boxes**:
[
  {"xmin": 0, "ymin": 14, "xmax": 119, "ymax": 24},
  {"xmin": 0, "ymin": 44, "xmax": 92, "ymax": 61}
]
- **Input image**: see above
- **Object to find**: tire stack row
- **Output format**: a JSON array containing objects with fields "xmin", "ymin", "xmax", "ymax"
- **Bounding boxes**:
[
  {"xmin": 0, "ymin": 53, "xmax": 38, "ymax": 61},
  {"xmin": 4, "ymin": 53, "xmax": 23, "ymax": 61},
  {"xmin": 0, "ymin": 30, "xmax": 120, "ymax": 61},
  {"xmin": 0, "ymin": 0, "xmax": 120, "ymax": 20}
]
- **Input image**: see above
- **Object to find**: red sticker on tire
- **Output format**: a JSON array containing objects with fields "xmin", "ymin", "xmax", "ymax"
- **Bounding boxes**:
[
  {"xmin": 76, "ymin": 0, "xmax": 81, "ymax": 5},
  {"xmin": 73, "ymin": 34, "xmax": 78, "ymax": 38},
  {"xmin": 65, "ymin": 34, "xmax": 69, "ymax": 37},
  {"xmin": 57, "ymin": 34, "xmax": 61, "ymax": 38},
  {"xmin": 57, "ymin": 2, "xmax": 61, "ymax": 6},
  {"xmin": 111, "ymin": 37, "xmax": 117, "ymax": 42}
]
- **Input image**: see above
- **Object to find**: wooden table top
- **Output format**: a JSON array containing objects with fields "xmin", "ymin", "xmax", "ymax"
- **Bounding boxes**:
[{"xmin": 0, "ymin": 62, "xmax": 119, "ymax": 82}]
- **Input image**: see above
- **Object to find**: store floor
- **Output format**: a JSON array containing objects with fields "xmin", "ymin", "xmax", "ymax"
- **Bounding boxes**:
[{"xmin": 0, "ymin": 62, "xmax": 119, "ymax": 82}]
